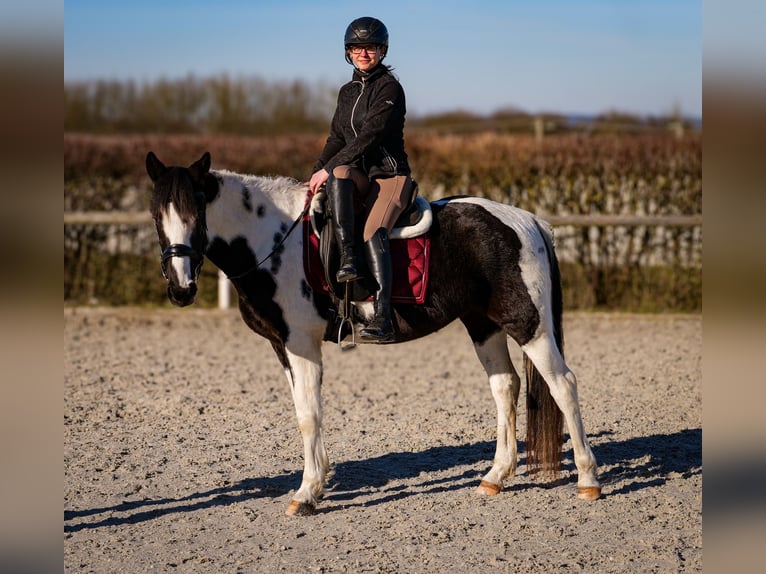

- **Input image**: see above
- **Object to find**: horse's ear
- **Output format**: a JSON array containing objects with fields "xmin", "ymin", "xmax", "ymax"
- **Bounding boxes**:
[
  {"xmin": 146, "ymin": 151, "xmax": 167, "ymax": 182},
  {"xmin": 189, "ymin": 151, "xmax": 211, "ymax": 182}
]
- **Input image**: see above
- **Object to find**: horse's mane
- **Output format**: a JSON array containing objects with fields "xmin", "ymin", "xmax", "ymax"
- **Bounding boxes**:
[{"xmin": 213, "ymin": 169, "xmax": 305, "ymax": 197}]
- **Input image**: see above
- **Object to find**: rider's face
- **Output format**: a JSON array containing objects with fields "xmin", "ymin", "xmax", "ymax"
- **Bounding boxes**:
[{"xmin": 348, "ymin": 44, "xmax": 381, "ymax": 72}]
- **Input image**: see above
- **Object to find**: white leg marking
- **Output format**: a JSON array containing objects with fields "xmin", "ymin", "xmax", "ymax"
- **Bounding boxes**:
[
  {"xmin": 284, "ymin": 336, "xmax": 328, "ymax": 509},
  {"xmin": 522, "ymin": 333, "xmax": 600, "ymax": 490},
  {"xmin": 474, "ymin": 331, "xmax": 521, "ymax": 490}
]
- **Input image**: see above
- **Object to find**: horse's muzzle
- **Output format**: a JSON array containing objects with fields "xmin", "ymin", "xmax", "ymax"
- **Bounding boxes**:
[{"xmin": 167, "ymin": 282, "xmax": 197, "ymax": 307}]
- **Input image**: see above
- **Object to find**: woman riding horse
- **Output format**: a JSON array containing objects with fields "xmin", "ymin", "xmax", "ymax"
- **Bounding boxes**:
[{"xmin": 308, "ymin": 16, "xmax": 414, "ymax": 343}]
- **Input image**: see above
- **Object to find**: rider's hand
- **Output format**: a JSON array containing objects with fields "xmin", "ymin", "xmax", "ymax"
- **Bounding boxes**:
[{"xmin": 308, "ymin": 169, "xmax": 330, "ymax": 194}]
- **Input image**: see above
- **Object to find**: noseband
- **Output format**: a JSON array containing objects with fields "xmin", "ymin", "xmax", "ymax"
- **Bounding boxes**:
[{"xmin": 160, "ymin": 243, "xmax": 203, "ymax": 281}]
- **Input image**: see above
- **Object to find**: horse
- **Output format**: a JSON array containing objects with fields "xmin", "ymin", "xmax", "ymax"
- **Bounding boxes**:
[{"xmin": 145, "ymin": 150, "xmax": 601, "ymax": 516}]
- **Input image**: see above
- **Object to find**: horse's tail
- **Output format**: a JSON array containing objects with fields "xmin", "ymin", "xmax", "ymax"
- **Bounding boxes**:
[{"xmin": 525, "ymin": 219, "xmax": 564, "ymax": 477}]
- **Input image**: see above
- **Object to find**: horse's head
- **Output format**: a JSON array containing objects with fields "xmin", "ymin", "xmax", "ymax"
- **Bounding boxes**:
[{"xmin": 146, "ymin": 151, "xmax": 213, "ymax": 307}]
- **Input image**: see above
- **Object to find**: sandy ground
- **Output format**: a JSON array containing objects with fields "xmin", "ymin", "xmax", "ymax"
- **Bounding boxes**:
[{"xmin": 64, "ymin": 308, "xmax": 701, "ymax": 573}]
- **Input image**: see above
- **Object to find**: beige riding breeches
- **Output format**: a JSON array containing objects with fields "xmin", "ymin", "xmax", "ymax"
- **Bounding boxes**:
[{"xmin": 332, "ymin": 165, "xmax": 414, "ymax": 241}]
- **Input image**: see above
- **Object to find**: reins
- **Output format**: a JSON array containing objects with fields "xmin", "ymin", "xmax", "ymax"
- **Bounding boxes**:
[{"xmin": 226, "ymin": 200, "xmax": 311, "ymax": 280}]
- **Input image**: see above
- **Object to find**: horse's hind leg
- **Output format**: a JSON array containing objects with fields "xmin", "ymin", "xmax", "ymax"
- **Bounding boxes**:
[
  {"xmin": 469, "ymin": 329, "xmax": 521, "ymax": 495},
  {"xmin": 522, "ymin": 332, "xmax": 601, "ymax": 499}
]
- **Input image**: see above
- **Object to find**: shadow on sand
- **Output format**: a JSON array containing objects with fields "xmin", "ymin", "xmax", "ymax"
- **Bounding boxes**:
[{"xmin": 65, "ymin": 427, "xmax": 701, "ymax": 530}]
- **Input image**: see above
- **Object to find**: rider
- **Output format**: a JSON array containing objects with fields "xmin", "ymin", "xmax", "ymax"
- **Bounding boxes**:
[{"xmin": 308, "ymin": 16, "xmax": 414, "ymax": 343}]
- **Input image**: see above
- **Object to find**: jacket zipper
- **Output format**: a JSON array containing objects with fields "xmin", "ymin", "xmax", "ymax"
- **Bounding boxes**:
[
  {"xmin": 351, "ymin": 77, "xmax": 397, "ymax": 174},
  {"xmin": 350, "ymin": 78, "xmax": 366, "ymax": 171},
  {"xmin": 350, "ymin": 79, "xmax": 365, "ymax": 138}
]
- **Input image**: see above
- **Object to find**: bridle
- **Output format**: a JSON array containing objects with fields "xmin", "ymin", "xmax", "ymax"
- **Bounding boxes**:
[
  {"xmin": 158, "ymin": 187, "xmax": 206, "ymax": 283},
  {"xmin": 160, "ymin": 243, "xmax": 203, "ymax": 281}
]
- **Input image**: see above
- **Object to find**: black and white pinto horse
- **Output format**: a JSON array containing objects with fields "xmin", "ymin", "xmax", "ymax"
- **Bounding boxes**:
[{"xmin": 146, "ymin": 151, "xmax": 601, "ymax": 516}]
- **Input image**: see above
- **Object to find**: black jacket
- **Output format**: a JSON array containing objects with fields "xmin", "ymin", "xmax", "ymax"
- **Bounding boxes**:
[{"xmin": 313, "ymin": 64, "xmax": 410, "ymax": 179}]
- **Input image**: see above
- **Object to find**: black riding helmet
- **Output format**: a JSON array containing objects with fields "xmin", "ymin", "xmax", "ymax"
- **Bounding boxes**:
[{"xmin": 344, "ymin": 17, "xmax": 388, "ymax": 65}]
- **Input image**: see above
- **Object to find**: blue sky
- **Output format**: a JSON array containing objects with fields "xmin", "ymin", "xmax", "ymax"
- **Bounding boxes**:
[{"xmin": 64, "ymin": 0, "xmax": 701, "ymax": 118}]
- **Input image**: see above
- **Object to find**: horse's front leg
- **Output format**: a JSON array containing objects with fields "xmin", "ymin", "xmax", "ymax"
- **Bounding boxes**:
[
  {"xmin": 282, "ymin": 336, "xmax": 328, "ymax": 516},
  {"xmin": 471, "ymin": 330, "xmax": 521, "ymax": 495}
]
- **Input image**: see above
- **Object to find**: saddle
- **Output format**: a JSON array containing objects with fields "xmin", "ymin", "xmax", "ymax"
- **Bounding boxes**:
[{"xmin": 302, "ymin": 185, "xmax": 433, "ymax": 306}]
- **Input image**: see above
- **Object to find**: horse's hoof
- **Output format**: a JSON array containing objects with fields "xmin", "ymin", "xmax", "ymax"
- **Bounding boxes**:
[
  {"xmin": 476, "ymin": 480, "xmax": 502, "ymax": 496},
  {"xmin": 577, "ymin": 486, "xmax": 601, "ymax": 500},
  {"xmin": 285, "ymin": 500, "xmax": 316, "ymax": 516}
]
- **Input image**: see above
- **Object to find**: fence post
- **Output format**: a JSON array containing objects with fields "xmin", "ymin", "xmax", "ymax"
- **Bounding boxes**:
[{"xmin": 218, "ymin": 270, "xmax": 231, "ymax": 309}]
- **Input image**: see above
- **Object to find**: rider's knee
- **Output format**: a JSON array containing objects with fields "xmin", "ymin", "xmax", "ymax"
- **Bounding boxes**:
[{"xmin": 332, "ymin": 165, "xmax": 353, "ymax": 179}]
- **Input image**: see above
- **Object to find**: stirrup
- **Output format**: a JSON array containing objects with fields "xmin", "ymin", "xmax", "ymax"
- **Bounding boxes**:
[
  {"xmin": 336, "ymin": 282, "xmax": 357, "ymax": 351},
  {"xmin": 337, "ymin": 316, "xmax": 357, "ymax": 350}
]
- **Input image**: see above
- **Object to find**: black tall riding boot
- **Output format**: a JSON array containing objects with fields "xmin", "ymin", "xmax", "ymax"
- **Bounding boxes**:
[
  {"xmin": 327, "ymin": 176, "xmax": 361, "ymax": 283},
  {"xmin": 359, "ymin": 228, "xmax": 395, "ymax": 342}
]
